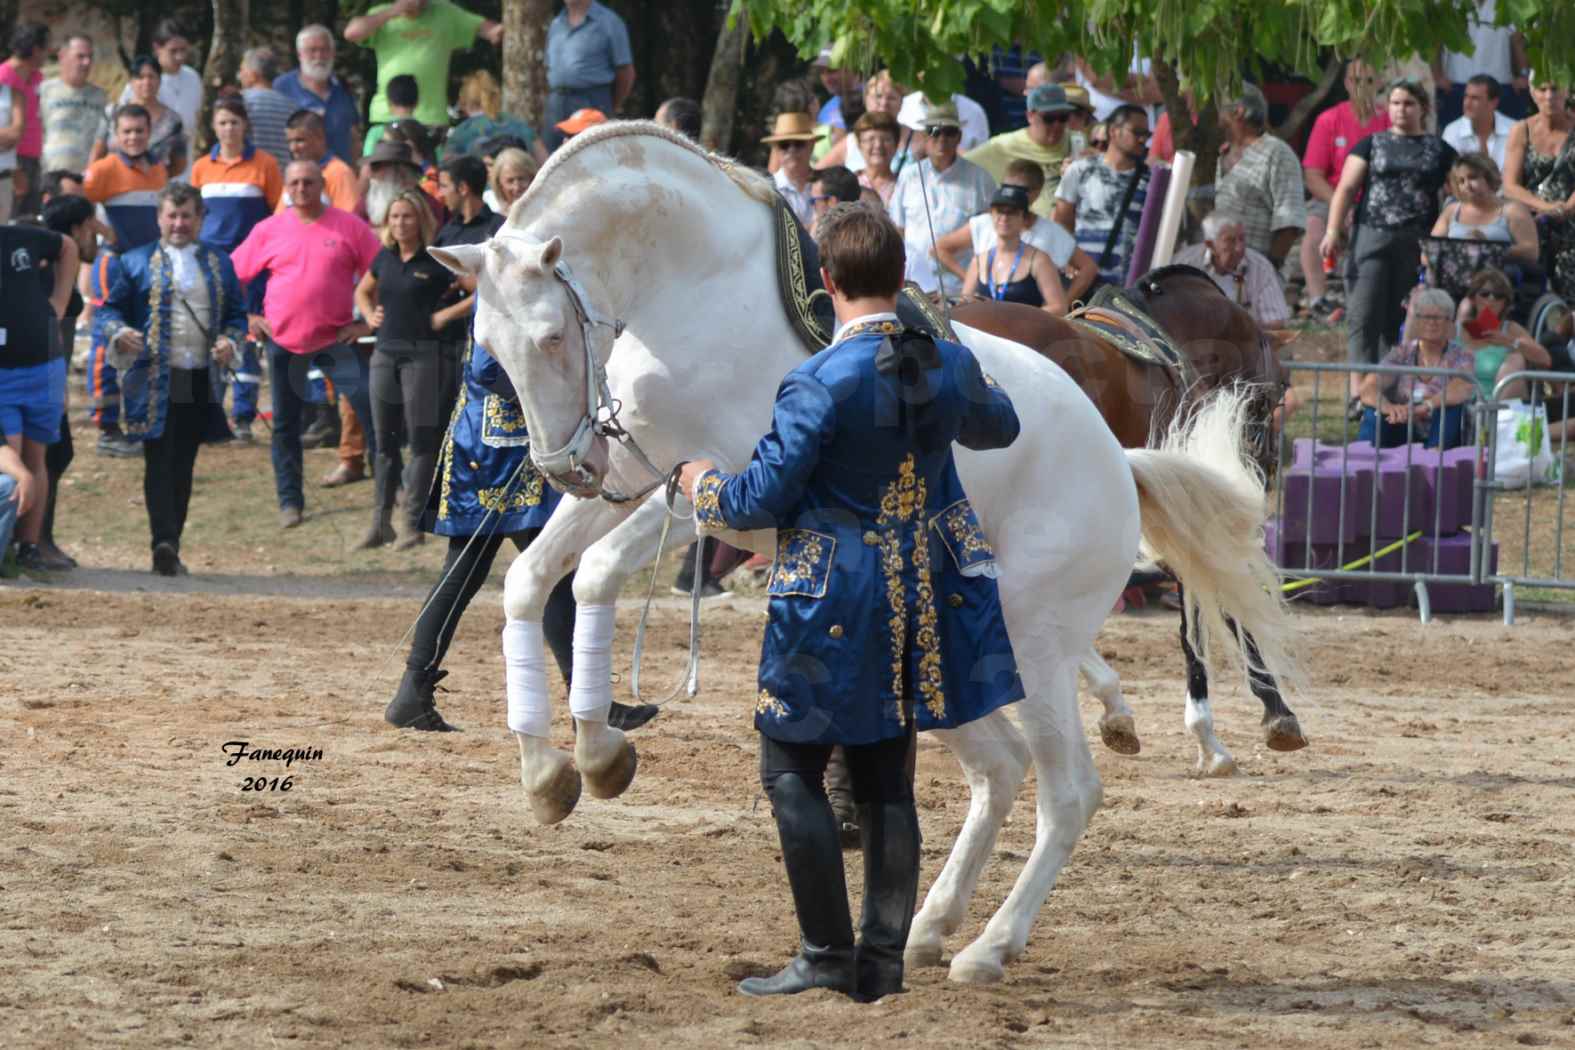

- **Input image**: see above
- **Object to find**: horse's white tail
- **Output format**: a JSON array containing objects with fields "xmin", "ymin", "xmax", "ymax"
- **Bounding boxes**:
[{"xmin": 1124, "ymin": 389, "xmax": 1303, "ymax": 694}]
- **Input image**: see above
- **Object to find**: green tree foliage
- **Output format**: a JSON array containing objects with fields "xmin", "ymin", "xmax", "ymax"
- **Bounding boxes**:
[{"xmin": 731, "ymin": 0, "xmax": 1575, "ymax": 102}]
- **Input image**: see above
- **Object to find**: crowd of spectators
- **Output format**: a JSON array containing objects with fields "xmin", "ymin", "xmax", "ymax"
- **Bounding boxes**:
[{"xmin": 2, "ymin": 0, "xmax": 1573, "ymax": 581}]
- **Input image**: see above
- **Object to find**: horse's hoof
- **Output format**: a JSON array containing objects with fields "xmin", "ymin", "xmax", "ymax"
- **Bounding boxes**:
[
  {"xmin": 947, "ymin": 951, "xmax": 1005, "ymax": 985},
  {"xmin": 583, "ymin": 741, "xmax": 638, "ymax": 800},
  {"xmin": 1099, "ymin": 714, "xmax": 1142, "ymax": 755},
  {"xmin": 525, "ymin": 754, "xmax": 582, "ymax": 825},
  {"xmin": 1263, "ymin": 715, "xmax": 1308, "ymax": 752},
  {"xmin": 903, "ymin": 942, "xmax": 945, "ymax": 970},
  {"xmin": 1196, "ymin": 753, "xmax": 1237, "ymax": 778}
]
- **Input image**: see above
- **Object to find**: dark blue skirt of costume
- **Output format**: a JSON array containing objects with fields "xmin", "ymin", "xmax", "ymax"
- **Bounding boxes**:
[{"xmin": 427, "ymin": 341, "xmax": 561, "ymax": 537}]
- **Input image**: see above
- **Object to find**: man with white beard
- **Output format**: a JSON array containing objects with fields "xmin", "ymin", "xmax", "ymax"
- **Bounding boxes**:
[
  {"xmin": 273, "ymin": 24, "xmax": 361, "ymax": 164},
  {"xmin": 363, "ymin": 139, "xmax": 425, "ymax": 227}
]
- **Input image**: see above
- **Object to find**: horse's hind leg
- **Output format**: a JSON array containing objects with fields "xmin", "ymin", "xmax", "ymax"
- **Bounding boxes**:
[
  {"xmin": 1080, "ymin": 647, "xmax": 1140, "ymax": 755},
  {"xmin": 949, "ymin": 660, "xmax": 1101, "ymax": 985},
  {"xmin": 905, "ymin": 710, "xmax": 1030, "ymax": 970},
  {"xmin": 1243, "ymin": 630, "xmax": 1308, "ymax": 752},
  {"xmin": 1177, "ymin": 587, "xmax": 1236, "ymax": 777}
]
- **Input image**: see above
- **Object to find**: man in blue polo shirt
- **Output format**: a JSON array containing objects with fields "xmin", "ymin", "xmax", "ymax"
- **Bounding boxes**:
[
  {"xmin": 273, "ymin": 25, "xmax": 361, "ymax": 164},
  {"xmin": 544, "ymin": 0, "xmax": 635, "ymax": 150}
]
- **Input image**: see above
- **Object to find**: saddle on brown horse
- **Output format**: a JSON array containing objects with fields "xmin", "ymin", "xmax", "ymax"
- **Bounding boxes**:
[{"xmin": 1066, "ymin": 285, "xmax": 1200, "ymax": 394}]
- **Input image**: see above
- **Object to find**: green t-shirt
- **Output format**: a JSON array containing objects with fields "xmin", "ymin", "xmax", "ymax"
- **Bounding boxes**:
[
  {"xmin": 964, "ymin": 129, "xmax": 1070, "ymax": 220},
  {"xmin": 361, "ymin": 0, "xmax": 484, "ymax": 126}
]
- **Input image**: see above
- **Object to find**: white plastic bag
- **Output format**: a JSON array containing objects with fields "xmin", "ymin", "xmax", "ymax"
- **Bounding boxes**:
[{"xmin": 1493, "ymin": 399, "xmax": 1556, "ymax": 486}]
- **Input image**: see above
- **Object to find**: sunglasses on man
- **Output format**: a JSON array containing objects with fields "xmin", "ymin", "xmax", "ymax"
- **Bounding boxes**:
[{"xmin": 924, "ymin": 125, "xmax": 963, "ymax": 139}]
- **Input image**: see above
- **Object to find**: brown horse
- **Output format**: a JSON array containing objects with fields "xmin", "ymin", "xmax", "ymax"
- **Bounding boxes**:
[{"xmin": 952, "ymin": 265, "xmax": 1306, "ymax": 775}]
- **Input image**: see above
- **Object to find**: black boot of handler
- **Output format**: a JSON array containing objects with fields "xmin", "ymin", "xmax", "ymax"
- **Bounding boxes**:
[
  {"xmin": 853, "ymin": 800, "xmax": 921, "ymax": 1001},
  {"xmin": 738, "ymin": 772, "xmax": 856, "ymax": 997}
]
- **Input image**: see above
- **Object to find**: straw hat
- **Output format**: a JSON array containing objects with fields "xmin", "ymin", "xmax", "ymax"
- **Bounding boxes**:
[
  {"xmin": 761, "ymin": 112, "xmax": 823, "ymax": 143},
  {"xmin": 1061, "ymin": 84, "xmax": 1094, "ymax": 113},
  {"xmin": 555, "ymin": 108, "xmax": 607, "ymax": 135}
]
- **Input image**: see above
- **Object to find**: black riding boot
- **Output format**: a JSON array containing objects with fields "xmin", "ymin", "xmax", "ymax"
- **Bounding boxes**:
[
  {"xmin": 385, "ymin": 667, "xmax": 459, "ymax": 732},
  {"xmin": 854, "ymin": 799, "xmax": 922, "ymax": 1001},
  {"xmin": 738, "ymin": 772, "xmax": 856, "ymax": 997}
]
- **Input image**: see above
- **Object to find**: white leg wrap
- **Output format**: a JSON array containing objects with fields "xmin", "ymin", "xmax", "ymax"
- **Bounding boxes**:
[
  {"xmin": 503, "ymin": 619, "xmax": 551, "ymax": 738},
  {"xmin": 567, "ymin": 603, "xmax": 616, "ymax": 723}
]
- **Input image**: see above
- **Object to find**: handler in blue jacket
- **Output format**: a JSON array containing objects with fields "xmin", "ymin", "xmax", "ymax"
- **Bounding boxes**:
[
  {"xmin": 384, "ymin": 334, "xmax": 658, "ymax": 735},
  {"xmin": 678, "ymin": 204, "xmax": 1022, "ymax": 1002},
  {"xmin": 98, "ymin": 183, "xmax": 246, "ymax": 576}
]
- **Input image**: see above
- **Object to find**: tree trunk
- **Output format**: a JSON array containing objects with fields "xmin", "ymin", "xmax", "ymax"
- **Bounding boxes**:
[
  {"xmin": 503, "ymin": 0, "xmax": 553, "ymax": 129},
  {"xmin": 1153, "ymin": 58, "xmax": 1222, "ymax": 190},
  {"xmin": 201, "ymin": 0, "xmax": 250, "ymax": 151},
  {"xmin": 700, "ymin": 6, "xmax": 749, "ymax": 153}
]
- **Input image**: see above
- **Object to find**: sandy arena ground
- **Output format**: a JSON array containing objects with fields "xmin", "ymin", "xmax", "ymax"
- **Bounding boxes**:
[{"xmin": 2, "ymin": 583, "xmax": 1574, "ymax": 1049}]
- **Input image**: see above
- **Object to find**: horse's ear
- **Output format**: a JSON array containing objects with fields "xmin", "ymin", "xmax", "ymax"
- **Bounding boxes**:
[
  {"xmin": 539, "ymin": 236, "xmax": 563, "ymax": 271},
  {"xmin": 429, "ymin": 243, "xmax": 487, "ymax": 277}
]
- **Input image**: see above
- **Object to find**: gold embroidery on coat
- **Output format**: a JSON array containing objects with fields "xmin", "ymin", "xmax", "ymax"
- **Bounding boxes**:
[
  {"xmin": 126, "ymin": 253, "xmax": 170, "ymax": 438},
  {"xmin": 476, "ymin": 470, "xmax": 545, "ymax": 512},
  {"xmin": 692, "ymin": 470, "xmax": 727, "ymax": 530},
  {"xmin": 768, "ymin": 529, "xmax": 835, "ymax": 598},
  {"xmin": 756, "ymin": 689, "xmax": 788, "ymax": 719},
  {"xmin": 840, "ymin": 319, "xmax": 903, "ymax": 341},
  {"xmin": 936, "ymin": 499, "xmax": 995, "ymax": 566},
  {"xmin": 874, "ymin": 453, "xmax": 946, "ymax": 721},
  {"xmin": 483, "ymin": 393, "xmax": 529, "ymax": 434}
]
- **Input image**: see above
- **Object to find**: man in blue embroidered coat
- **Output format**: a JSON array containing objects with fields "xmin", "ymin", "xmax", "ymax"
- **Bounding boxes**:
[
  {"xmin": 99, "ymin": 183, "xmax": 246, "ymax": 576},
  {"xmin": 679, "ymin": 205, "xmax": 1022, "ymax": 1002}
]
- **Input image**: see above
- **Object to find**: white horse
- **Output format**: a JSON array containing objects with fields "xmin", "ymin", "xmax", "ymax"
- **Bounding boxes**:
[{"xmin": 430, "ymin": 122, "xmax": 1297, "ymax": 984}]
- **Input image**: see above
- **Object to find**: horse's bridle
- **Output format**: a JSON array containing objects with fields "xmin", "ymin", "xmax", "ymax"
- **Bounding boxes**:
[{"xmin": 517, "ymin": 254, "xmax": 671, "ymax": 504}]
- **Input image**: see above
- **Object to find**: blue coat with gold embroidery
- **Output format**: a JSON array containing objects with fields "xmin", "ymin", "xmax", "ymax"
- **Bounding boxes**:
[
  {"xmin": 428, "ymin": 340, "xmax": 561, "ymax": 537},
  {"xmin": 693, "ymin": 322, "xmax": 1023, "ymax": 745},
  {"xmin": 95, "ymin": 242, "xmax": 247, "ymax": 442}
]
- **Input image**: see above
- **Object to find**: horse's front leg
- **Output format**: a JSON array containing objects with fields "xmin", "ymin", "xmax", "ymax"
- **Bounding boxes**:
[
  {"xmin": 503, "ymin": 494, "xmax": 635, "ymax": 824},
  {"xmin": 565, "ymin": 494, "xmax": 696, "ymax": 802}
]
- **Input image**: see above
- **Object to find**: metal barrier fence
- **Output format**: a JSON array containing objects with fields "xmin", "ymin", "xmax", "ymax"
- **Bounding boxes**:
[
  {"xmin": 1273, "ymin": 361, "xmax": 1486, "ymax": 623},
  {"xmin": 1475, "ymin": 370, "xmax": 1574, "ymax": 623}
]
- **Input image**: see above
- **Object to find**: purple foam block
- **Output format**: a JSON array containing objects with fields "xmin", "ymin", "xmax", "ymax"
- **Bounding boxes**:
[
  {"xmin": 1371, "ymin": 445, "xmax": 1434, "ymax": 539},
  {"xmin": 1279, "ymin": 441, "xmax": 1375, "ymax": 544},
  {"xmin": 1413, "ymin": 533, "xmax": 1498, "ymax": 613},
  {"xmin": 1338, "ymin": 538, "xmax": 1411, "ymax": 609},
  {"xmin": 1265, "ymin": 517, "xmax": 1337, "ymax": 603}
]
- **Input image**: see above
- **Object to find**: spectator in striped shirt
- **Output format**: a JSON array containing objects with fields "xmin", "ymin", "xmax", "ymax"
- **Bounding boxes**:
[
  {"xmin": 238, "ymin": 47, "xmax": 295, "ymax": 173},
  {"xmin": 82, "ymin": 105, "xmax": 168, "ymax": 251},
  {"xmin": 1214, "ymin": 82, "xmax": 1306, "ymax": 269},
  {"xmin": 191, "ymin": 96, "xmax": 283, "ymax": 441},
  {"xmin": 1053, "ymin": 104, "xmax": 1154, "ymax": 286}
]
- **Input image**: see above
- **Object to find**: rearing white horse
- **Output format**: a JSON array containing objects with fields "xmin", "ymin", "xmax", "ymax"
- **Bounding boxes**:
[{"xmin": 430, "ymin": 122, "xmax": 1297, "ymax": 984}]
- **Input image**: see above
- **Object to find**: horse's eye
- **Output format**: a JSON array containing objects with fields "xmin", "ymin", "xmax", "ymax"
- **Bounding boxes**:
[{"xmin": 538, "ymin": 331, "xmax": 564, "ymax": 350}]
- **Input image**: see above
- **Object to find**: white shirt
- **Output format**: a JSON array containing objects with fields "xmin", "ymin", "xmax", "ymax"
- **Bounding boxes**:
[
  {"xmin": 1172, "ymin": 242, "xmax": 1290, "ymax": 328},
  {"xmin": 897, "ymin": 92, "xmax": 990, "ymax": 152},
  {"xmin": 1441, "ymin": 0, "xmax": 1516, "ymax": 84},
  {"xmin": 1441, "ymin": 111, "xmax": 1516, "ymax": 171},
  {"xmin": 119, "ymin": 65, "xmax": 203, "ymax": 143},
  {"xmin": 968, "ymin": 212, "xmax": 1077, "ymax": 269},
  {"xmin": 774, "ymin": 166, "xmax": 816, "ymax": 230},
  {"xmin": 887, "ymin": 156, "xmax": 997, "ymax": 296},
  {"xmin": 832, "ymin": 311, "xmax": 898, "ymax": 344},
  {"xmin": 163, "ymin": 243, "xmax": 212, "ymax": 370}
]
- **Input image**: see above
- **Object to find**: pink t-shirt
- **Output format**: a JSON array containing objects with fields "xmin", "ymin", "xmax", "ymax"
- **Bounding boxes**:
[
  {"xmin": 1303, "ymin": 101, "xmax": 1390, "ymax": 182},
  {"xmin": 0, "ymin": 61, "xmax": 43, "ymax": 158},
  {"xmin": 231, "ymin": 206, "xmax": 382, "ymax": 354}
]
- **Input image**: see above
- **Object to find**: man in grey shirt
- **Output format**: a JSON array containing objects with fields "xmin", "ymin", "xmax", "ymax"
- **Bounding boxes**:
[
  {"xmin": 39, "ymin": 34, "xmax": 107, "ymax": 177},
  {"xmin": 238, "ymin": 47, "xmax": 295, "ymax": 173},
  {"xmin": 544, "ymin": 0, "xmax": 635, "ymax": 150}
]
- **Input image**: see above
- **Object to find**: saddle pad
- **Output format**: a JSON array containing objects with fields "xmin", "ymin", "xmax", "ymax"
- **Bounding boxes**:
[
  {"xmin": 1067, "ymin": 288, "xmax": 1198, "ymax": 390},
  {"xmin": 771, "ymin": 195, "xmax": 956, "ymax": 352}
]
